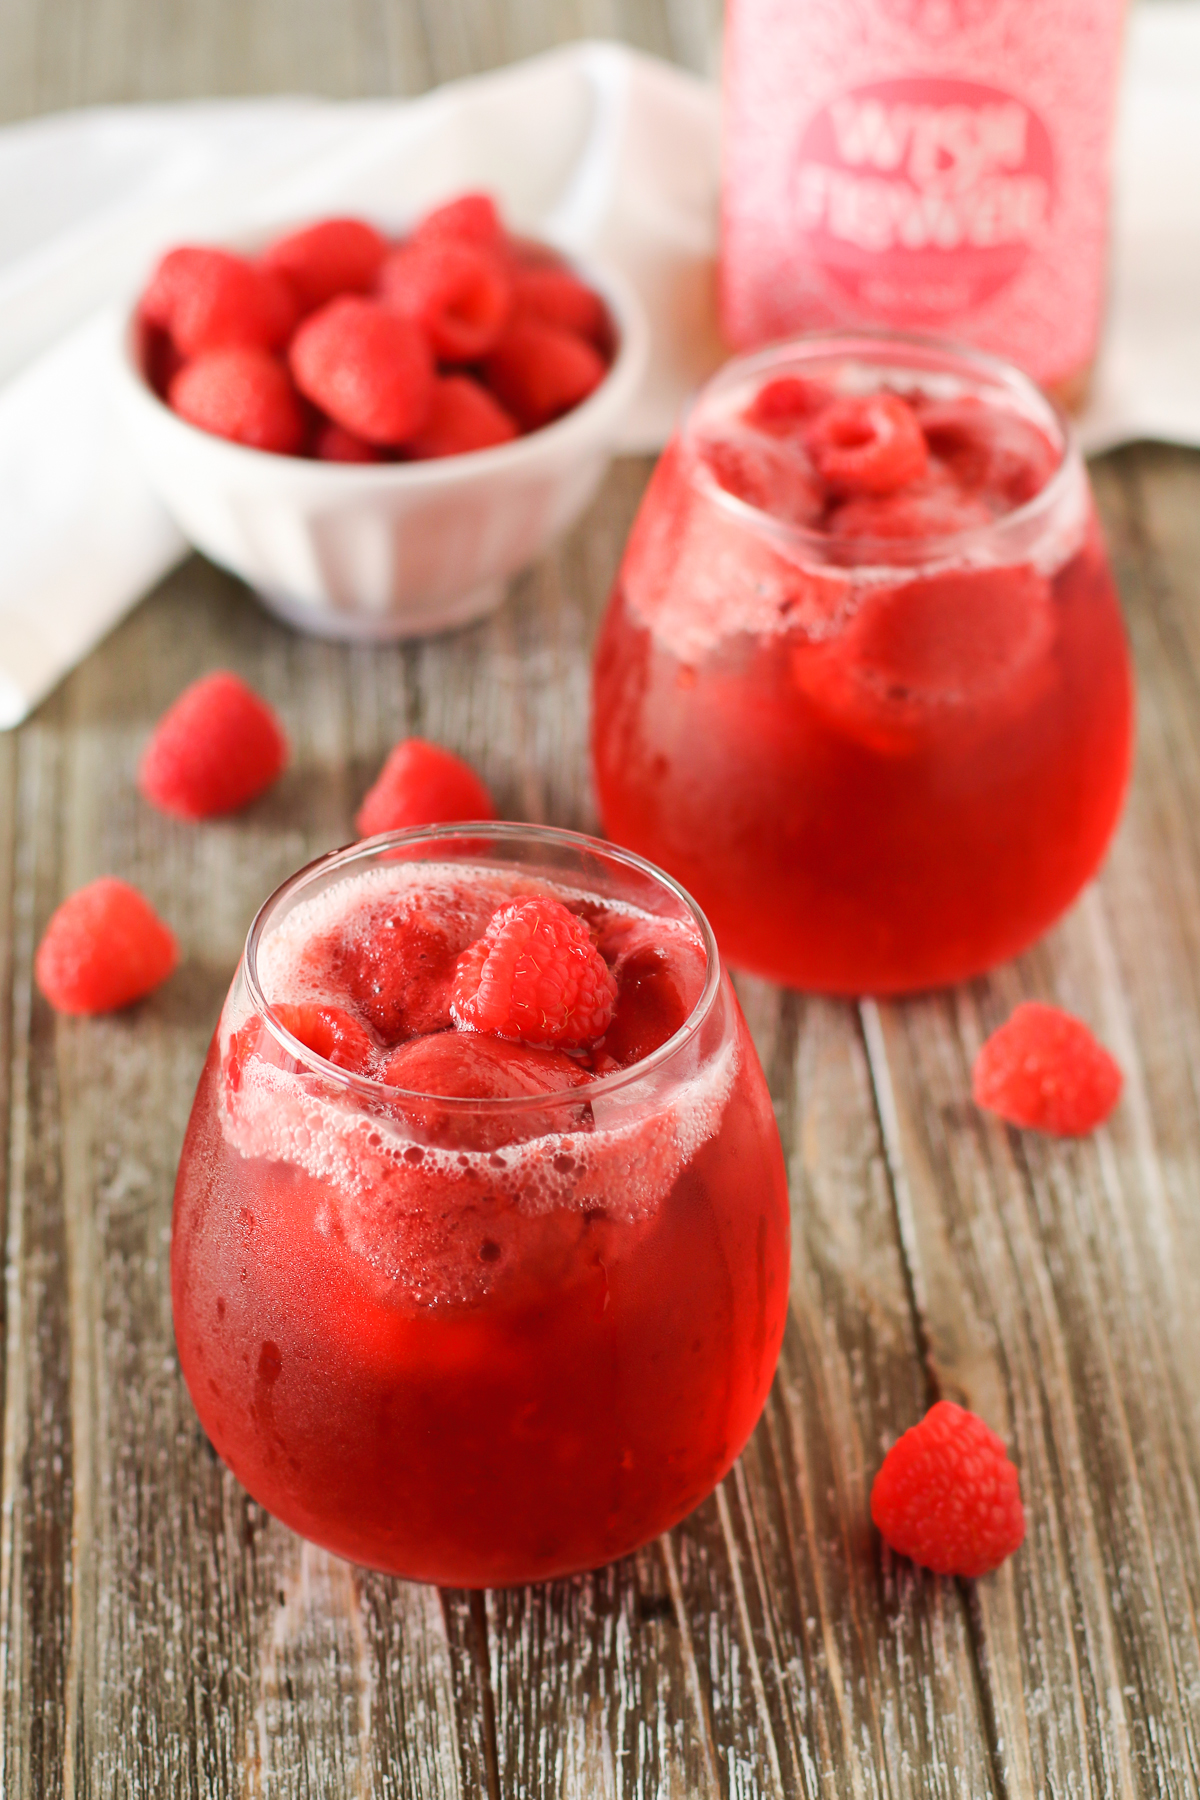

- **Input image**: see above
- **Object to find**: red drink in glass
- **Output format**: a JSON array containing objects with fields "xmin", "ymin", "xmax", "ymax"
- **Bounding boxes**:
[
  {"xmin": 171, "ymin": 825, "xmax": 789, "ymax": 1586},
  {"xmin": 593, "ymin": 333, "xmax": 1133, "ymax": 994}
]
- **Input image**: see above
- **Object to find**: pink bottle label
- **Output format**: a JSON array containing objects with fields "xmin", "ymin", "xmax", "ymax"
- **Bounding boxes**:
[{"xmin": 720, "ymin": 0, "xmax": 1125, "ymax": 387}]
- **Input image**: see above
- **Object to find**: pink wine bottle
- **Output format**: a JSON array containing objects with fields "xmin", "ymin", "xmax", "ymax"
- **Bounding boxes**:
[{"xmin": 720, "ymin": 0, "xmax": 1126, "ymax": 400}]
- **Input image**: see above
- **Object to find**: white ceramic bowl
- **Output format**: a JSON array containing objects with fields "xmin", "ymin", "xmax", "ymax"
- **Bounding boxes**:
[{"xmin": 110, "ymin": 252, "xmax": 648, "ymax": 640}]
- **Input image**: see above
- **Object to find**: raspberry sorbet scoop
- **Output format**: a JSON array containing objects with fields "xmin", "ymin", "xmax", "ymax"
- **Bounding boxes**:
[{"xmin": 871, "ymin": 1400, "xmax": 1025, "ymax": 1578}]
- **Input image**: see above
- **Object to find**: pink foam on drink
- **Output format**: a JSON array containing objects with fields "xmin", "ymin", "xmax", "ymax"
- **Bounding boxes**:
[{"xmin": 219, "ymin": 863, "xmax": 730, "ymax": 1305}]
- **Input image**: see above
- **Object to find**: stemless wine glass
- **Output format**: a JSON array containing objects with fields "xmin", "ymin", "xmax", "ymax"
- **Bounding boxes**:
[
  {"xmin": 592, "ymin": 331, "xmax": 1134, "ymax": 994},
  {"xmin": 171, "ymin": 824, "xmax": 790, "ymax": 1587}
]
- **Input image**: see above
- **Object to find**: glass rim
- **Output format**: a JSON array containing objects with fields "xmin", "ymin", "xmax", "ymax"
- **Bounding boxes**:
[
  {"xmin": 680, "ymin": 325, "xmax": 1080, "ymax": 570},
  {"xmin": 241, "ymin": 820, "xmax": 723, "ymax": 1110}
]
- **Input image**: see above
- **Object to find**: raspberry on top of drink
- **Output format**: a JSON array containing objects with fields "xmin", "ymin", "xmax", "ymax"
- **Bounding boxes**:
[
  {"xmin": 171, "ymin": 827, "xmax": 790, "ymax": 1584},
  {"xmin": 593, "ymin": 332, "xmax": 1132, "ymax": 994}
]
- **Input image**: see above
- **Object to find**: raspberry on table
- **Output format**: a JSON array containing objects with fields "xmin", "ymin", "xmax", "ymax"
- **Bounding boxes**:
[
  {"xmin": 511, "ymin": 266, "xmax": 607, "ymax": 345},
  {"xmin": 870, "ymin": 1400, "xmax": 1025, "ymax": 1578},
  {"xmin": 289, "ymin": 296, "xmax": 435, "ymax": 446},
  {"xmin": 972, "ymin": 1001, "xmax": 1123, "ymax": 1135},
  {"xmin": 138, "ymin": 671, "xmax": 289, "ymax": 820},
  {"xmin": 483, "ymin": 319, "xmax": 607, "ymax": 432},
  {"xmin": 806, "ymin": 392, "xmax": 929, "ymax": 496},
  {"xmin": 142, "ymin": 246, "xmax": 298, "ymax": 358},
  {"xmin": 411, "ymin": 192, "xmax": 505, "ymax": 252},
  {"xmin": 356, "ymin": 737, "xmax": 496, "ymax": 838},
  {"xmin": 403, "ymin": 376, "xmax": 518, "ymax": 460},
  {"xmin": 378, "ymin": 240, "xmax": 513, "ymax": 362},
  {"xmin": 314, "ymin": 421, "xmax": 381, "ymax": 463},
  {"xmin": 168, "ymin": 350, "xmax": 306, "ymax": 455},
  {"xmin": 261, "ymin": 217, "xmax": 388, "ymax": 313},
  {"xmin": 35, "ymin": 878, "xmax": 178, "ymax": 1016},
  {"xmin": 451, "ymin": 897, "xmax": 617, "ymax": 1049}
]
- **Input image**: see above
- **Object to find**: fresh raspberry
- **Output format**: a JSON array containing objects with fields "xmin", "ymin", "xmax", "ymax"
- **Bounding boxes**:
[
  {"xmin": 314, "ymin": 421, "xmax": 382, "ymax": 463},
  {"xmin": 743, "ymin": 375, "xmax": 835, "ymax": 435},
  {"xmin": 483, "ymin": 320, "xmax": 607, "ymax": 431},
  {"xmin": 138, "ymin": 671, "xmax": 289, "ymax": 820},
  {"xmin": 356, "ymin": 738, "xmax": 496, "ymax": 838},
  {"xmin": 328, "ymin": 904, "xmax": 459, "ymax": 1043},
  {"xmin": 289, "ymin": 297, "xmax": 435, "ymax": 445},
  {"xmin": 378, "ymin": 240, "xmax": 513, "ymax": 362},
  {"xmin": 168, "ymin": 350, "xmax": 306, "ymax": 455},
  {"xmin": 510, "ymin": 266, "xmax": 607, "ymax": 345},
  {"xmin": 35, "ymin": 878, "xmax": 178, "ymax": 1016},
  {"xmin": 870, "ymin": 1400, "xmax": 1025, "ymax": 1578},
  {"xmin": 403, "ymin": 376, "xmax": 518, "ymax": 460},
  {"xmin": 806, "ymin": 392, "xmax": 929, "ymax": 496},
  {"xmin": 451, "ymin": 897, "xmax": 617, "ymax": 1049},
  {"xmin": 972, "ymin": 1001, "xmax": 1123, "ymax": 1135},
  {"xmin": 411, "ymin": 193, "xmax": 505, "ymax": 252},
  {"xmin": 698, "ymin": 431, "xmax": 824, "ymax": 529},
  {"xmin": 260, "ymin": 217, "xmax": 388, "ymax": 313},
  {"xmin": 269, "ymin": 1002, "xmax": 375, "ymax": 1072},
  {"xmin": 141, "ymin": 246, "xmax": 298, "ymax": 357}
]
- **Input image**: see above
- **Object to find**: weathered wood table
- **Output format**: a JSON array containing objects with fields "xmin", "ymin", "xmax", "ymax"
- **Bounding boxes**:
[{"xmin": 4, "ymin": 4, "xmax": 1200, "ymax": 1794}]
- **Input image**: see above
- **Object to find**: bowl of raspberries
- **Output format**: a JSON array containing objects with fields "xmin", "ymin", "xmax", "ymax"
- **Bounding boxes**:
[{"xmin": 113, "ymin": 193, "xmax": 648, "ymax": 639}]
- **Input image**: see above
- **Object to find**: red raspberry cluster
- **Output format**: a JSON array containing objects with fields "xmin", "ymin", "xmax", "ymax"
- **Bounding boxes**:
[{"xmin": 138, "ymin": 194, "xmax": 614, "ymax": 461}]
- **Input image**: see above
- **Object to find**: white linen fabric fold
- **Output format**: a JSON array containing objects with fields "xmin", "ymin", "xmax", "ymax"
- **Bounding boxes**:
[{"xmin": 0, "ymin": 10, "xmax": 1196, "ymax": 726}]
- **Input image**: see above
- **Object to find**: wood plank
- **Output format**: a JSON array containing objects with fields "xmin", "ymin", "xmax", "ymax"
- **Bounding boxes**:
[
  {"xmin": 0, "ymin": 565, "xmax": 474, "ymax": 1795},
  {"xmin": 2, "ymin": 0, "xmax": 1200, "ymax": 1785},
  {"xmin": 857, "ymin": 448, "xmax": 1200, "ymax": 1799},
  {"xmin": 664, "ymin": 982, "xmax": 999, "ymax": 1800}
]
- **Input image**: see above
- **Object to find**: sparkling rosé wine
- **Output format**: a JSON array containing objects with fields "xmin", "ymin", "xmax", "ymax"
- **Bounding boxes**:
[
  {"xmin": 592, "ymin": 334, "xmax": 1133, "ymax": 995},
  {"xmin": 171, "ymin": 829, "xmax": 790, "ymax": 1586},
  {"xmin": 720, "ymin": 0, "xmax": 1126, "ymax": 397}
]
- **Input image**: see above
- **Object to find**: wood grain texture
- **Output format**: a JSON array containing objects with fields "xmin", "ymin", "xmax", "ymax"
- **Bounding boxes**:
[{"xmin": 2, "ymin": 0, "xmax": 1200, "ymax": 1791}]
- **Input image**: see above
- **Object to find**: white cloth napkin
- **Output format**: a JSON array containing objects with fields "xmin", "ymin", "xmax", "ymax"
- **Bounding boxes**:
[{"xmin": 0, "ymin": 8, "xmax": 1197, "ymax": 727}]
